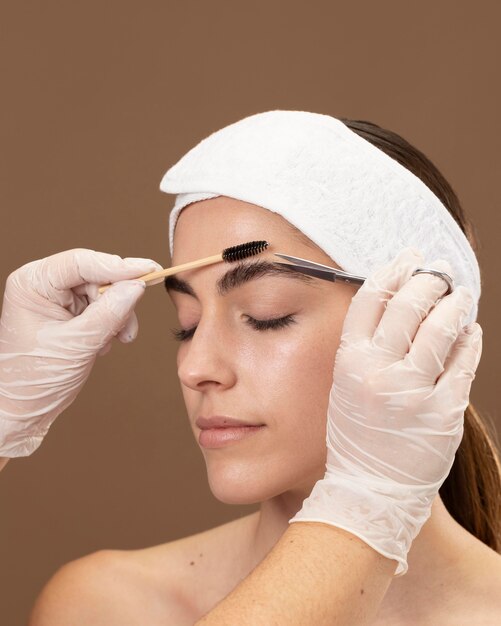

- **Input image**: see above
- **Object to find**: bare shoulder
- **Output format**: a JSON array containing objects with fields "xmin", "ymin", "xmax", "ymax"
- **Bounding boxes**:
[
  {"xmin": 464, "ymin": 546, "xmax": 501, "ymax": 622},
  {"xmin": 27, "ymin": 548, "xmax": 193, "ymax": 626},
  {"xmin": 436, "ymin": 544, "xmax": 501, "ymax": 626},
  {"xmin": 28, "ymin": 512, "xmax": 258, "ymax": 626},
  {"xmin": 130, "ymin": 512, "xmax": 259, "ymax": 605}
]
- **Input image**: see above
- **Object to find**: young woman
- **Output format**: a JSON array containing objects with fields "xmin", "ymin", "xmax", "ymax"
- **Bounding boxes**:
[{"xmin": 2, "ymin": 113, "xmax": 499, "ymax": 624}]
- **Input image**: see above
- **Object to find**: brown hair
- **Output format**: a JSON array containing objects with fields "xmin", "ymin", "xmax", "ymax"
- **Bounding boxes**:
[{"xmin": 337, "ymin": 119, "xmax": 501, "ymax": 552}]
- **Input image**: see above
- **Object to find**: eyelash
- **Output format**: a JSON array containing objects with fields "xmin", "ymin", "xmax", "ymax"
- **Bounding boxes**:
[{"xmin": 170, "ymin": 314, "xmax": 297, "ymax": 342}]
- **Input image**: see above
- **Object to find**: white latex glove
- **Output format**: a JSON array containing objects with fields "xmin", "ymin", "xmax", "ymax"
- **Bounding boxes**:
[
  {"xmin": 0, "ymin": 248, "xmax": 163, "ymax": 458},
  {"xmin": 289, "ymin": 247, "xmax": 483, "ymax": 577}
]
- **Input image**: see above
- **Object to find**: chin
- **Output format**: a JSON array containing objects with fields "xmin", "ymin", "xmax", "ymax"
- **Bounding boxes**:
[
  {"xmin": 205, "ymin": 463, "xmax": 295, "ymax": 505},
  {"xmin": 203, "ymin": 463, "xmax": 325, "ymax": 504},
  {"xmin": 211, "ymin": 487, "xmax": 263, "ymax": 506}
]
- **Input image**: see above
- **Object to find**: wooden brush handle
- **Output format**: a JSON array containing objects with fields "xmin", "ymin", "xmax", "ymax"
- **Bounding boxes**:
[{"xmin": 98, "ymin": 253, "xmax": 224, "ymax": 294}]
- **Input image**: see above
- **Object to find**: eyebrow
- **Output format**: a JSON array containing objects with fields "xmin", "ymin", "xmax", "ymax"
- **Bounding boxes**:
[{"xmin": 164, "ymin": 259, "xmax": 317, "ymax": 298}]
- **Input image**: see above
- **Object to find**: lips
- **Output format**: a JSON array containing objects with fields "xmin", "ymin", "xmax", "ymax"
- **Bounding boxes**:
[{"xmin": 195, "ymin": 415, "xmax": 265, "ymax": 429}]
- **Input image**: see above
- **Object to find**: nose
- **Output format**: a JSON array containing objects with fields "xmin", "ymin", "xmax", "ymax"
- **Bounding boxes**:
[{"xmin": 177, "ymin": 315, "xmax": 237, "ymax": 391}]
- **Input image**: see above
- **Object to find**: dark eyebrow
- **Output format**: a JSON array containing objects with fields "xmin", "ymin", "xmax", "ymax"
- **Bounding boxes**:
[{"xmin": 164, "ymin": 260, "xmax": 318, "ymax": 298}]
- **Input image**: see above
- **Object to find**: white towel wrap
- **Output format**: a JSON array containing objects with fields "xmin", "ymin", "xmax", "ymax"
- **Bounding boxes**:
[{"xmin": 159, "ymin": 110, "xmax": 480, "ymax": 325}]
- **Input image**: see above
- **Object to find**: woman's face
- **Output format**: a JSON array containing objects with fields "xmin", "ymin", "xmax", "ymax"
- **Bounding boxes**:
[{"xmin": 168, "ymin": 196, "xmax": 358, "ymax": 505}]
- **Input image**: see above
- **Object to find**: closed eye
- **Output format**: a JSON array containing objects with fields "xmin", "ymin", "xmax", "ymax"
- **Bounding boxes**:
[{"xmin": 170, "ymin": 314, "xmax": 297, "ymax": 342}]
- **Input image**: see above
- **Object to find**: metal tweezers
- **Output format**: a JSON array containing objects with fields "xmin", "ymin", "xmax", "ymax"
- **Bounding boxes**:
[
  {"xmin": 273, "ymin": 253, "xmax": 455, "ymax": 295},
  {"xmin": 273, "ymin": 253, "xmax": 366, "ymax": 288}
]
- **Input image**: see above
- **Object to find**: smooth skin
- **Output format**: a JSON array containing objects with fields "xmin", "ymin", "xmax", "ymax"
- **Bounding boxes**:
[{"xmin": 14, "ymin": 195, "xmax": 501, "ymax": 623}]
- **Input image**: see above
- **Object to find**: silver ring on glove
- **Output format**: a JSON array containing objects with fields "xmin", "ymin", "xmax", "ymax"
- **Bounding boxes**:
[{"xmin": 411, "ymin": 268, "xmax": 455, "ymax": 296}]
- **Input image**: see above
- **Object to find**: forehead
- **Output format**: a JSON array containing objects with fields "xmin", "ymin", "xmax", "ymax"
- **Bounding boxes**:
[
  {"xmin": 172, "ymin": 197, "xmax": 287, "ymax": 261},
  {"xmin": 171, "ymin": 196, "xmax": 339, "ymax": 270}
]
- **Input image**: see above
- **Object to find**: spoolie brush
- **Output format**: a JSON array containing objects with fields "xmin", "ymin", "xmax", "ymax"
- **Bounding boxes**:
[{"xmin": 97, "ymin": 240, "xmax": 269, "ymax": 294}]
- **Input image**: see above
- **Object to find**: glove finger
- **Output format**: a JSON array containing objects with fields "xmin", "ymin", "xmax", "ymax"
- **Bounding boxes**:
[
  {"xmin": 27, "ymin": 249, "xmax": 162, "ymax": 305},
  {"xmin": 65, "ymin": 280, "xmax": 146, "ymax": 351},
  {"xmin": 436, "ymin": 324, "xmax": 483, "ymax": 398},
  {"xmin": 73, "ymin": 282, "xmax": 100, "ymax": 305},
  {"xmin": 340, "ymin": 247, "xmax": 424, "ymax": 345},
  {"xmin": 117, "ymin": 311, "xmax": 139, "ymax": 343},
  {"xmin": 66, "ymin": 292, "xmax": 90, "ymax": 316},
  {"xmin": 98, "ymin": 341, "xmax": 113, "ymax": 357},
  {"xmin": 405, "ymin": 285, "xmax": 474, "ymax": 382},
  {"xmin": 372, "ymin": 258, "xmax": 455, "ymax": 359}
]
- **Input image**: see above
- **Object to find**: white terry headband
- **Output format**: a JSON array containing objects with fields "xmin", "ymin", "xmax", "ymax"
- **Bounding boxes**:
[{"xmin": 159, "ymin": 110, "xmax": 481, "ymax": 325}]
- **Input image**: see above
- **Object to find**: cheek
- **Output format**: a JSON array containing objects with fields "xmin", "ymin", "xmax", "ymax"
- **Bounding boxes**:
[{"xmin": 249, "ymin": 323, "xmax": 341, "ymax": 426}]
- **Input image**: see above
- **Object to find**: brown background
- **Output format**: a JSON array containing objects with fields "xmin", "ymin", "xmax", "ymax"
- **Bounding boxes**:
[{"xmin": 1, "ymin": 1, "xmax": 500, "ymax": 624}]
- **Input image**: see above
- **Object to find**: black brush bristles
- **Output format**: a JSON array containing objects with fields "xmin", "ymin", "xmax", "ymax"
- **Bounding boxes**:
[{"xmin": 222, "ymin": 240, "xmax": 269, "ymax": 262}]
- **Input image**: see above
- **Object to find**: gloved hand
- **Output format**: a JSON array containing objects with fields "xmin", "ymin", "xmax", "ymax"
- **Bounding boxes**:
[
  {"xmin": 289, "ymin": 246, "xmax": 483, "ymax": 577},
  {"xmin": 0, "ymin": 248, "xmax": 163, "ymax": 458}
]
